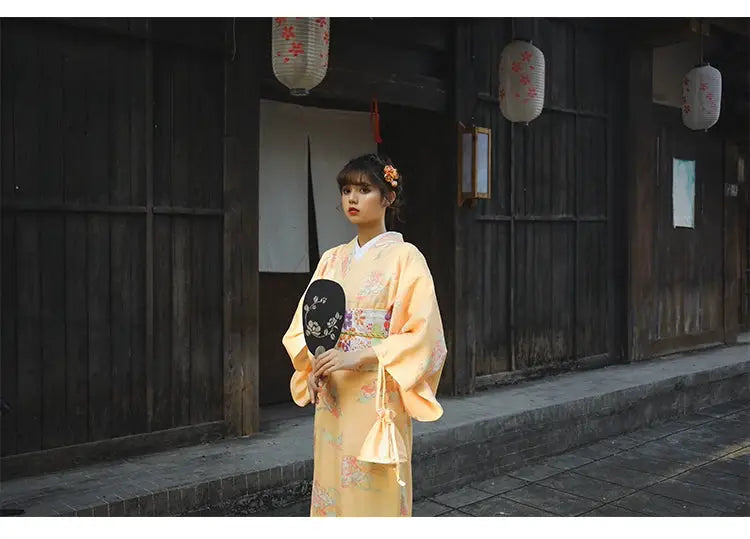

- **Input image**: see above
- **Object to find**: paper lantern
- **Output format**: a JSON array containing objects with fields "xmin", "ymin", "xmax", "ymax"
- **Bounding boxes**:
[
  {"xmin": 681, "ymin": 64, "xmax": 722, "ymax": 131},
  {"xmin": 499, "ymin": 40, "xmax": 545, "ymax": 123},
  {"xmin": 272, "ymin": 17, "xmax": 329, "ymax": 96}
]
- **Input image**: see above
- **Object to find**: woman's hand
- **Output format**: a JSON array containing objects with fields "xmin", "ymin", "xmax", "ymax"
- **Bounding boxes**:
[
  {"xmin": 306, "ymin": 372, "xmax": 325, "ymax": 405},
  {"xmin": 313, "ymin": 349, "xmax": 362, "ymax": 378}
]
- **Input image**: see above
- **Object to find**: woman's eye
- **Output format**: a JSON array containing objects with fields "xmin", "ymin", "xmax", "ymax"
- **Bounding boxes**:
[{"xmin": 360, "ymin": 187, "xmax": 370, "ymax": 194}]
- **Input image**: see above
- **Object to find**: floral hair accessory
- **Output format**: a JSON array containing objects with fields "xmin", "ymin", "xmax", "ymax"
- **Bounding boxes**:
[{"xmin": 383, "ymin": 165, "xmax": 399, "ymax": 188}]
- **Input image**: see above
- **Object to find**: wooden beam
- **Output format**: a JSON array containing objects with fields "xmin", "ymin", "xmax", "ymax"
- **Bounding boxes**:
[
  {"xmin": 223, "ymin": 18, "xmax": 260, "ymax": 436},
  {"xmin": 648, "ymin": 331, "xmax": 725, "ymax": 357},
  {"xmin": 261, "ymin": 69, "xmax": 448, "ymax": 113},
  {"xmin": 706, "ymin": 18, "xmax": 750, "ymax": 38},
  {"xmin": 331, "ymin": 18, "xmax": 451, "ymax": 53},
  {"xmin": 620, "ymin": 18, "xmax": 697, "ymax": 48},
  {"xmin": 622, "ymin": 17, "xmax": 750, "ymax": 47},
  {"xmin": 28, "ymin": 17, "xmax": 227, "ymax": 57},
  {"xmin": 1, "ymin": 202, "xmax": 225, "ymax": 216}
]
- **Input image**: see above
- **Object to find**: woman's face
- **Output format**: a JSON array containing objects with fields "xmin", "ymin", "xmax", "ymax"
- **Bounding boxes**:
[{"xmin": 340, "ymin": 176, "xmax": 389, "ymax": 225}]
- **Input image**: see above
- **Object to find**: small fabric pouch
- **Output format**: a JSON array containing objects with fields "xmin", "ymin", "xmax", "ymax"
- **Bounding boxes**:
[{"xmin": 358, "ymin": 361, "xmax": 407, "ymax": 486}]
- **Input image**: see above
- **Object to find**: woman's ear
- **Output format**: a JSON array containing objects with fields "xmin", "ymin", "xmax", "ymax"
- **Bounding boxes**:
[{"xmin": 387, "ymin": 191, "xmax": 397, "ymax": 206}]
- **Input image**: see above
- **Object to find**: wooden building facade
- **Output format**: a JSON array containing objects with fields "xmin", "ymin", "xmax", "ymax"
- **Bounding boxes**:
[{"xmin": 1, "ymin": 17, "xmax": 748, "ymax": 476}]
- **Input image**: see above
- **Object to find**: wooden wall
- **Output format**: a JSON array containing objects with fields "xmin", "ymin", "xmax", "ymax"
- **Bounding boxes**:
[
  {"xmin": 1, "ymin": 18, "xmax": 259, "ymax": 461},
  {"xmin": 628, "ymin": 26, "xmax": 748, "ymax": 359},
  {"xmin": 453, "ymin": 19, "xmax": 625, "ymax": 392}
]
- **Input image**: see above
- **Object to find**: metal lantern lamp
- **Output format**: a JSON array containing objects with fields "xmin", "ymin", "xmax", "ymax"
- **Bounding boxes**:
[
  {"xmin": 457, "ymin": 124, "xmax": 491, "ymax": 206},
  {"xmin": 499, "ymin": 39, "xmax": 545, "ymax": 124},
  {"xmin": 681, "ymin": 64, "xmax": 722, "ymax": 131},
  {"xmin": 272, "ymin": 17, "xmax": 329, "ymax": 96}
]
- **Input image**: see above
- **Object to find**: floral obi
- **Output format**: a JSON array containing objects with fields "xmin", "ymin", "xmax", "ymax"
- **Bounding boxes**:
[{"xmin": 337, "ymin": 308, "xmax": 391, "ymax": 369}]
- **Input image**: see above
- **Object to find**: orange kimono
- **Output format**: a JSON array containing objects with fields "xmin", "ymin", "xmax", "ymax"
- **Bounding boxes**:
[{"xmin": 282, "ymin": 232, "xmax": 447, "ymax": 517}]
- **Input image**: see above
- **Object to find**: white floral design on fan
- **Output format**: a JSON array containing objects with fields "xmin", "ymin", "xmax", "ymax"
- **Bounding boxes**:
[{"xmin": 304, "ymin": 295, "xmax": 343, "ymax": 341}]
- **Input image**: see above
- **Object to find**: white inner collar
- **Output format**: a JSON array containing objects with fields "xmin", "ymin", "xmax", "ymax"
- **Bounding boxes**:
[{"xmin": 353, "ymin": 232, "xmax": 389, "ymax": 261}]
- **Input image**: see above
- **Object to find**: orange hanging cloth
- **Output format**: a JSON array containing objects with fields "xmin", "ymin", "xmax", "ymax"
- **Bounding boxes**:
[{"xmin": 370, "ymin": 98, "xmax": 383, "ymax": 144}]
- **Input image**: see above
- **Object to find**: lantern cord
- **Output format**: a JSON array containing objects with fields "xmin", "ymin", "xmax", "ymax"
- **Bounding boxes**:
[
  {"xmin": 699, "ymin": 22, "xmax": 704, "ymax": 64},
  {"xmin": 231, "ymin": 17, "xmax": 237, "ymax": 62},
  {"xmin": 370, "ymin": 98, "xmax": 383, "ymax": 145}
]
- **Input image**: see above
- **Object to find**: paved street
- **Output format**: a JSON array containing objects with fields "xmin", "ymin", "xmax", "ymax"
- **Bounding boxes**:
[{"xmin": 255, "ymin": 400, "xmax": 749, "ymax": 517}]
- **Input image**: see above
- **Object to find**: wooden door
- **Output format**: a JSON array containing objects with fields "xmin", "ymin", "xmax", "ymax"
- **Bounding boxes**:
[{"xmin": 648, "ymin": 106, "xmax": 726, "ymax": 355}]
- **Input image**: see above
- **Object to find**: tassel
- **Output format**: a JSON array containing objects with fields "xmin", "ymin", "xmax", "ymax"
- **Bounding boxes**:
[
  {"xmin": 389, "ymin": 411, "xmax": 406, "ymax": 487},
  {"xmin": 370, "ymin": 98, "xmax": 383, "ymax": 144}
]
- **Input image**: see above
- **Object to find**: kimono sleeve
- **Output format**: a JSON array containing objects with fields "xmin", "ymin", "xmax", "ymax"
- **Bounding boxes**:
[
  {"xmin": 372, "ymin": 246, "xmax": 447, "ymax": 422},
  {"xmin": 281, "ymin": 249, "xmax": 333, "ymax": 407}
]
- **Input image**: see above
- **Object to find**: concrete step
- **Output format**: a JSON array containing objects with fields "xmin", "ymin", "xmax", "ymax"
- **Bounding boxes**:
[{"xmin": 0, "ymin": 344, "xmax": 747, "ymax": 517}]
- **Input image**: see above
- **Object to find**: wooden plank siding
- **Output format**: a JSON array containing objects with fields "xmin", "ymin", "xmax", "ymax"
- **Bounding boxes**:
[
  {"xmin": 455, "ymin": 19, "xmax": 622, "ymax": 388},
  {"xmin": 151, "ymin": 24, "xmax": 225, "ymax": 428},
  {"xmin": 0, "ymin": 18, "xmax": 234, "ymax": 459}
]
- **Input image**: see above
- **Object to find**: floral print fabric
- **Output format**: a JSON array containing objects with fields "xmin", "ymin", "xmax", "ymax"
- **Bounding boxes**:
[{"xmin": 282, "ymin": 232, "xmax": 447, "ymax": 517}]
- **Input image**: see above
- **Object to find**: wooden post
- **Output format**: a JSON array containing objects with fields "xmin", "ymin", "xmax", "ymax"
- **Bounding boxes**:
[
  {"xmin": 723, "ymin": 143, "xmax": 741, "ymax": 344},
  {"xmin": 452, "ymin": 20, "xmax": 476, "ymax": 395},
  {"xmin": 143, "ymin": 19, "xmax": 156, "ymax": 432},
  {"xmin": 627, "ymin": 43, "xmax": 656, "ymax": 362},
  {"xmin": 609, "ymin": 34, "xmax": 629, "ymax": 364},
  {"xmin": 223, "ymin": 18, "xmax": 260, "ymax": 435}
]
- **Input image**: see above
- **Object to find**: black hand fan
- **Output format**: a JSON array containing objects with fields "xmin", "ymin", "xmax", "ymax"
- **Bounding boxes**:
[{"xmin": 302, "ymin": 279, "xmax": 346, "ymax": 358}]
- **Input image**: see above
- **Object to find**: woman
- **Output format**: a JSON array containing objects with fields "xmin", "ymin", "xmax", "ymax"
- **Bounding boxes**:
[{"xmin": 282, "ymin": 153, "xmax": 447, "ymax": 517}]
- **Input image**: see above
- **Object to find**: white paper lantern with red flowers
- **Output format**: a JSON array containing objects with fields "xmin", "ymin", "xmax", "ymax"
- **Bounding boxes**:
[
  {"xmin": 681, "ymin": 64, "xmax": 722, "ymax": 131},
  {"xmin": 272, "ymin": 17, "xmax": 329, "ymax": 96},
  {"xmin": 499, "ymin": 40, "xmax": 545, "ymax": 123}
]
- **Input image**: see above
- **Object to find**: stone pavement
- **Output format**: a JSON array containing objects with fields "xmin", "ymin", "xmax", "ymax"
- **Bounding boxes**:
[{"xmin": 252, "ymin": 399, "xmax": 750, "ymax": 517}]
